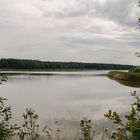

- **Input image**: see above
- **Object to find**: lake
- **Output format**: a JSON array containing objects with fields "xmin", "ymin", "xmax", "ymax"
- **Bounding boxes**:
[{"xmin": 0, "ymin": 70, "xmax": 139, "ymax": 127}]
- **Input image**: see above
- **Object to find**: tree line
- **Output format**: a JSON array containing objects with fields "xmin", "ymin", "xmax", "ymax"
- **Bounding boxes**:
[{"xmin": 0, "ymin": 58, "xmax": 134, "ymax": 70}]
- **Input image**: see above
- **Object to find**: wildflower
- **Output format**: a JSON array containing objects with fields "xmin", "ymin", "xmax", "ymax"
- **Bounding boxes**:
[
  {"xmin": 104, "ymin": 128, "xmax": 108, "ymax": 132},
  {"xmin": 111, "ymin": 130, "xmax": 118, "ymax": 139},
  {"xmin": 22, "ymin": 124, "xmax": 26, "ymax": 127},
  {"xmin": 33, "ymin": 114, "xmax": 39, "ymax": 120},
  {"xmin": 23, "ymin": 113, "xmax": 27, "ymax": 119},
  {"xmin": 26, "ymin": 108, "xmax": 35, "ymax": 116},
  {"xmin": 104, "ymin": 110, "xmax": 112, "ymax": 118},
  {"xmin": 80, "ymin": 117, "xmax": 93, "ymax": 139}
]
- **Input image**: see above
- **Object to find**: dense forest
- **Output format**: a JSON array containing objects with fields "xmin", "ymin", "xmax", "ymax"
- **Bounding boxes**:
[{"xmin": 0, "ymin": 58, "xmax": 134, "ymax": 70}]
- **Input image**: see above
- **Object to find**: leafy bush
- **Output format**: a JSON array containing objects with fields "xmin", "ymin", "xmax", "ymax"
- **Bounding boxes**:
[
  {"xmin": 104, "ymin": 91, "xmax": 140, "ymax": 140},
  {"xmin": 0, "ymin": 97, "xmax": 16, "ymax": 140}
]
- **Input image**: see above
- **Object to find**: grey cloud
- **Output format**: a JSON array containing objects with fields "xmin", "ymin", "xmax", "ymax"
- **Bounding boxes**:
[
  {"xmin": 91, "ymin": 0, "xmax": 139, "ymax": 27},
  {"xmin": 0, "ymin": 0, "xmax": 139, "ymax": 65},
  {"xmin": 40, "ymin": 0, "xmax": 139, "ymax": 27}
]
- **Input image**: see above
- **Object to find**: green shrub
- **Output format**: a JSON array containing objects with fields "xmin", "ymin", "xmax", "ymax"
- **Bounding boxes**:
[
  {"xmin": 0, "ymin": 97, "xmax": 16, "ymax": 140},
  {"xmin": 104, "ymin": 91, "xmax": 140, "ymax": 140}
]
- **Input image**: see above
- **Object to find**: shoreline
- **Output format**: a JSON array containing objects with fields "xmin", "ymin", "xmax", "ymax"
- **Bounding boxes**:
[{"xmin": 107, "ymin": 71, "xmax": 140, "ymax": 81}]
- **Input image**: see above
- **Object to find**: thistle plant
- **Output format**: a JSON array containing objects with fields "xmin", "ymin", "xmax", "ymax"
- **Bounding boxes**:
[
  {"xmin": 17, "ymin": 108, "xmax": 40, "ymax": 140},
  {"xmin": 80, "ymin": 117, "xmax": 94, "ymax": 140}
]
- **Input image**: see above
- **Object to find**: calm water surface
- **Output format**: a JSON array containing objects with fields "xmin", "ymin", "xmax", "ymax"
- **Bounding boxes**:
[{"xmin": 0, "ymin": 70, "xmax": 139, "ymax": 125}]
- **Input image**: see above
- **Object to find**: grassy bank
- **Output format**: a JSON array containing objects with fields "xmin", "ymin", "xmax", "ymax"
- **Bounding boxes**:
[
  {"xmin": 129, "ymin": 67, "xmax": 140, "ymax": 73},
  {"xmin": 107, "ymin": 71, "xmax": 140, "ymax": 81}
]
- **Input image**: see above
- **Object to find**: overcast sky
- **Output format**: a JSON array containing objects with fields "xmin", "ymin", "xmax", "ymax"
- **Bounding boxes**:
[{"xmin": 0, "ymin": 0, "xmax": 140, "ymax": 64}]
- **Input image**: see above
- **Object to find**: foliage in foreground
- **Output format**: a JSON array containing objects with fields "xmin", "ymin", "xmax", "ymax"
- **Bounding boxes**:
[
  {"xmin": 0, "ymin": 97, "xmax": 14, "ymax": 140},
  {"xmin": 17, "ymin": 108, "xmax": 40, "ymax": 140},
  {"xmin": 104, "ymin": 91, "xmax": 140, "ymax": 140},
  {"xmin": 1, "ymin": 92, "xmax": 140, "ymax": 140}
]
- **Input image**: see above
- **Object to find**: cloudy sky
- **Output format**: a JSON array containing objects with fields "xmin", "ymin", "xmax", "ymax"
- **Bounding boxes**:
[{"xmin": 0, "ymin": 0, "xmax": 140, "ymax": 64}]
